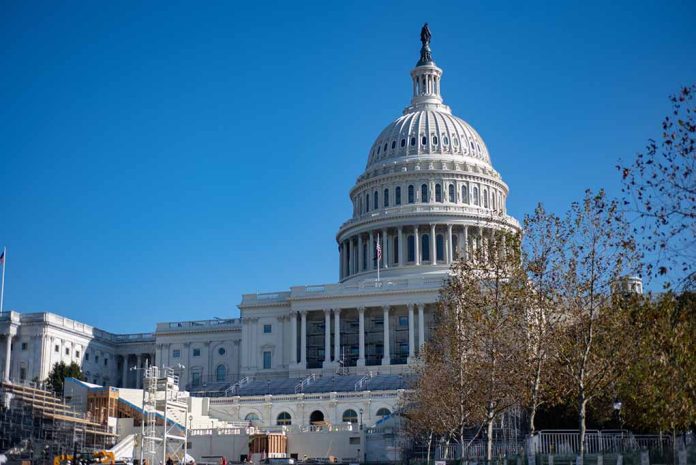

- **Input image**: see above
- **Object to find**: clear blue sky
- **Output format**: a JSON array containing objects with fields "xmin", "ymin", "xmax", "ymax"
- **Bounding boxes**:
[{"xmin": 1, "ymin": 1, "xmax": 694, "ymax": 333}]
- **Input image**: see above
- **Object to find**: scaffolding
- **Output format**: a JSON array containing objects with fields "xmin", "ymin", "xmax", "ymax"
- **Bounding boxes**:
[{"xmin": 140, "ymin": 365, "xmax": 188, "ymax": 465}]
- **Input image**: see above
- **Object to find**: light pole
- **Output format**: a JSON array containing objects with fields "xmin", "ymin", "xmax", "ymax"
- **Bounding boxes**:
[{"xmin": 359, "ymin": 408, "xmax": 363, "ymax": 431}]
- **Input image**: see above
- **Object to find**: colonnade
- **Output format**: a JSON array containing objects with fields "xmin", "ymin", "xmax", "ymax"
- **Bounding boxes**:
[
  {"xmin": 120, "ymin": 352, "xmax": 155, "ymax": 389},
  {"xmin": 340, "ymin": 223, "xmax": 498, "ymax": 279},
  {"xmin": 289, "ymin": 303, "xmax": 428, "ymax": 369}
]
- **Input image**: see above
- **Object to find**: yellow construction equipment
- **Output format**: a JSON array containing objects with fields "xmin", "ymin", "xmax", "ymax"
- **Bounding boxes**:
[{"xmin": 53, "ymin": 450, "xmax": 115, "ymax": 465}]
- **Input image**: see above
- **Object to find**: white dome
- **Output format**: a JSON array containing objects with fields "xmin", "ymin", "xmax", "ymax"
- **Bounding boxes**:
[{"xmin": 366, "ymin": 110, "xmax": 491, "ymax": 170}]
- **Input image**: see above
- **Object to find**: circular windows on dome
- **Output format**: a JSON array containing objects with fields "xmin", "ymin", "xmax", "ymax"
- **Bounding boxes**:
[{"xmin": 218, "ymin": 347, "xmax": 226, "ymax": 356}]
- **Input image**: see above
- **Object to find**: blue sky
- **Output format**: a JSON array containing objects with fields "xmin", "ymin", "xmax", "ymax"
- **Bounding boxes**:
[{"xmin": 1, "ymin": 1, "xmax": 694, "ymax": 332}]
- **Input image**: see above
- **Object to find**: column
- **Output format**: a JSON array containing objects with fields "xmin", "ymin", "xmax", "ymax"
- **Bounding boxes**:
[
  {"xmin": 414, "ymin": 226, "xmax": 420, "ymax": 265},
  {"xmin": 447, "ymin": 224, "xmax": 454, "ymax": 263},
  {"xmin": 323, "ymin": 309, "xmax": 331, "ymax": 367},
  {"xmin": 382, "ymin": 305, "xmax": 391, "ymax": 365},
  {"xmin": 382, "ymin": 228, "xmax": 388, "ymax": 268},
  {"xmin": 369, "ymin": 231, "xmax": 374, "ymax": 270},
  {"xmin": 136, "ymin": 354, "xmax": 142, "ymax": 389},
  {"xmin": 358, "ymin": 235, "xmax": 363, "ymax": 272},
  {"xmin": 398, "ymin": 227, "xmax": 404, "ymax": 266},
  {"xmin": 418, "ymin": 304, "xmax": 426, "ymax": 351},
  {"xmin": 430, "ymin": 224, "xmax": 437, "ymax": 264},
  {"xmin": 333, "ymin": 308, "xmax": 341, "ymax": 362},
  {"xmin": 357, "ymin": 307, "xmax": 365, "ymax": 367},
  {"xmin": 339, "ymin": 243, "xmax": 344, "ymax": 280},
  {"xmin": 300, "ymin": 311, "xmax": 307, "ymax": 367},
  {"xmin": 463, "ymin": 226, "xmax": 469, "ymax": 261},
  {"xmin": 4, "ymin": 333, "xmax": 13, "ymax": 381},
  {"xmin": 121, "ymin": 355, "xmax": 128, "ymax": 387},
  {"xmin": 407, "ymin": 304, "xmax": 415, "ymax": 363},
  {"xmin": 290, "ymin": 312, "xmax": 298, "ymax": 365}
]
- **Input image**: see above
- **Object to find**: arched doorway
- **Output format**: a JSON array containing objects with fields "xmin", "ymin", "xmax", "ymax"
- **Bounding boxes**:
[{"xmin": 309, "ymin": 410, "xmax": 325, "ymax": 425}]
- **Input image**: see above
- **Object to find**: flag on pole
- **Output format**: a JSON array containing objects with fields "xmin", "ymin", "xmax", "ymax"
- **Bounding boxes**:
[
  {"xmin": 376, "ymin": 239, "xmax": 382, "ymax": 262},
  {"xmin": 0, "ymin": 249, "xmax": 4, "ymax": 265}
]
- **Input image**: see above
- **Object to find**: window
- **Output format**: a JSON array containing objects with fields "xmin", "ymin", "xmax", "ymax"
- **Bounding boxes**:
[
  {"xmin": 400, "ymin": 342, "xmax": 409, "ymax": 356},
  {"xmin": 173, "ymin": 349, "xmax": 181, "ymax": 358},
  {"xmin": 362, "ymin": 242, "xmax": 367, "ymax": 270},
  {"xmin": 383, "ymin": 188, "xmax": 389, "ymax": 207},
  {"xmin": 408, "ymin": 185, "xmax": 414, "ymax": 204},
  {"xmin": 65, "ymin": 347, "xmax": 70, "ymax": 356},
  {"xmin": 399, "ymin": 316, "xmax": 408, "ymax": 327},
  {"xmin": 393, "ymin": 237, "xmax": 399, "ymax": 264},
  {"xmin": 453, "ymin": 235, "xmax": 459, "ymax": 258},
  {"xmin": 421, "ymin": 184, "xmax": 428, "ymax": 203},
  {"xmin": 410, "ymin": 137, "xmax": 416, "ymax": 146},
  {"xmin": 449, "ymin": 184, "xmax": 455, "ymax": 203},
  {"xmin": 395, "ymin": 186, "xmax": 401, "ymax": 205},
  {"xmin": 436, "ymin": 234, "xmax": 445, "ymax": 261},
  {"xmin": 400, "ymin": 138, "xmax": 406, "ymax": 147},
  {"xmin": 263, "ymin": 351, "xmax": 272, "ymax": 369},
  {"xmin": 407, "ymin": 235, "xmax": 415, "ymax": 262},
  {"xmin": 366, "ymin": 194, "xmax": 370, "ymax": 212},
  {"xmin": 421, "ymin": 136, "xmax": 427, "ymax": 146},
  {"xmin": 218, "ymin": 347, "xmax": 226, "ymax": 356},
  {"xmin": 391, "ymin": 141, "xmax": 396, "ymax": 149},
  {"xmin": 492, "ymin": 192, "xmax": 497, "ymax": 210},
  {"xmin": 55, "ymin": 345, "xmax": 59, "ymax": 353},
  {"xmin": 104, "ymin": 358, "xmax": 108, "ymax": 366},
  {"xmin": 85, "ymin": 353, "xmax": 90, "ymax": 361},
  {"xmin": 384, "ymin": 143, "xmax": 388, "ymax": 152},
  {"xmin": 20, "ymin": 367, "xmax": 27, "ymax": 381},
  {"xmin": 374, "ymin": 191, "xmax": 378, "ymax": 210},
  {"xmin": 432, "ymin": 136, "xmax": 438, "ymax": 145},
  {"xmin": 377, "ymin": 145, "xmax": 380, "ymax": 154},
  {"xmin": 435, "ymin": 184, "xmax": 442, "ymax": 202},
  {"xmin": 216, "ymin": 364, "xmax": 226, "ymax": 382},
  {"xmin": 245, "ymin": 413, "xmax": 260, "ymax": 422},
  {"xmin": 21, "ymin": 342, "xmax": 27, "ymax": 351},
  {"xmin": 421, "ymin": 234, "xmax": 430, "ymax": 262},
  {"xmin": 277, "ymin": 411, "xmax": 292, "ymax": 426},
  {"xmin": 443, "ymin": 136, "xmax": 449, "ymax": 145},
  {"xmin": 376, "ymin": 408, "xmax": 391, "ymax": 418},
  {"xmin": 462, "ymin": 185, "xmax": 469, "ymax": 204},
  {"xmin": 95, "ymin": 355, "xmax": 99, "ymax": 363},
  {"xmin": 193, "ymin": 348, "xmax": 201, "ymax": 357},
  {"xmin": 263, "ymin": 324, "xmax": 272, "ymax": 334},
  {"xmin": 342, "ymin": 409, "xmax": 358, "ymax": 424},
  {"xmin": 483, "ymin": 189, "xmax": 489, "ymax": 208},
  {"xmin": 75, "ymin": 350, "xmax": 80, "ymax": 358},
  {"xmin": 191, "ymin": 372, "xmax": 201, "ymax": 387},
  {"xmin": 453, "ymin": 137, "xmax": 459, "ymax": 146},
  {"xmin": 473, "ymin": 187, "xmax": 480, "ymax": 206}
]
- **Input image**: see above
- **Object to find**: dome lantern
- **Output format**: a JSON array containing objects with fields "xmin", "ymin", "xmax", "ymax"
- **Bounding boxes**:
[{"xmin": 404, "ymin": 24, "xmax": 451, "ymax": 115}]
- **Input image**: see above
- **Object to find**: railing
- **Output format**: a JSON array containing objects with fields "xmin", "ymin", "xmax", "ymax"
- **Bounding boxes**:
[
  {"xmin": 530, "ymin": 430, "xmax": 674, "ymax": 455},
  {"xmin": 354, "ymin": 371, "xmax": 374, "ymax": 391},
  {"xmin": 295, "ymin": 373, "xmax": 319, "ymax": 393},
  {"xmin": 208, "ymin": 389, "xmax": 404, "ymax": 405},
  {"xmin": 157, "ymin": 319, "xmax": 241, "ymax": 331},
  {"xmin": 224, "ymin": 376, "xmax": 252, "ymax": 396}
]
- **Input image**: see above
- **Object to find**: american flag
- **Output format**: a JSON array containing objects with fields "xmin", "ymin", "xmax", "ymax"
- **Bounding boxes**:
[
  {"xmin": 0, "ymin": 250, "xmax": 4, "ymax": 265},
  {"xmin": 376, "ymin": 238, "xmax": 382, "ymax": 261}
]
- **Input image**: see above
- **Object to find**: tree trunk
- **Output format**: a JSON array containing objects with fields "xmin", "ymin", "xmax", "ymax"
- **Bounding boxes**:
[
  {"xmin": 487, "ymin": 412, "xmax": 495, "ymax": 464},
  {"xmin": 578, "ymin": 395, "xmax": 587, "ymax": 464},
  {"xmin": 427, "ymin": 431, "xmax": 432, "ymax": 464}
]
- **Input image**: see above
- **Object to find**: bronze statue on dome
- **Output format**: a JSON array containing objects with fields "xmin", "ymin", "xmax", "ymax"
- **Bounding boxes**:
[{"xmin": 420, "ymin": 23, "xmax": 431, "ymax": 47}]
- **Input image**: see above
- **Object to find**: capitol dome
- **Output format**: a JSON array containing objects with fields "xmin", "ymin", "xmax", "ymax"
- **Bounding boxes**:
[{"xmin": 336, "ymin": 26, "xmax": 520, "ymax": 282}]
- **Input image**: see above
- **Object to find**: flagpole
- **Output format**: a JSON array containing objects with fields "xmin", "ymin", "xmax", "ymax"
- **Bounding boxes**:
[{"xmin": 0, "ymin": 247, "xmax": 6, "ymax": 314}]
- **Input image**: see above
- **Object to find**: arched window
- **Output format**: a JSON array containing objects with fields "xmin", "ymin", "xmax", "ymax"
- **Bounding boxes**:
[
  {"xmin": 359, "ymin": 196, "xmax": 363, "ymax": 214},
  {"xmin": 492, "ymin": 192, "xmax": 497, "ymax": 210},
  {"xmin": 473, "ymin": 187, "xmax": 479, "ymax": 206},
  {"xmin": 384, "ymin": 188, "xmax": 389, "ymax": 207},
  {"xmin": 366, "ymin": 193, "xmax": 370, "ymax": 212},
  {"xmin": 449, "ymin": 184, "xmax": 455, "ymax": 203},
  {"xmin": 407, "ymin": 235, "xmax": 415, "ymax": 262},
  {"xmin": 374, "ymin": 191, "xmax": 379, "ymax": 210},
  {"xmin": 410, "ymin": 137, "xmax": 416, "ymax": 146},
  {"xmin": 276, "ymin": 412, "xmax": 292, "ymax": 426},
  {"xmin": 309, "ymin": 410, "xmax": 325, "ymax": 425},
  {"xmin": 432, "ymin": 136, "xmax": 438, "ymax": 145},
  {"xmin": 395, "ymin": 186, "xmax": 401, "ymax": 205},
  {"xmin": 215, "ymin": 364, "xmax": 226, "ymax": 382},
  {"xmin": 377, "ymin": 145, "xmax": 381, "ymax": 155},
  {"xmin": 421, "ymin": 184, "xmax": 429, "ymax": 203},
  {"xmin": 245, "ymin": 413, "xmax": 261, "ymax": 425},
  {"xmin": 443, "ymin": 136, "xmax": 449, "ymax": 145},
  {"xmin": 421, "ymin": 234, "xmax": 430, "ymax": 262},
  {"xmin": 376, "ymin": 408, "xmax": 391, "ymax": 418},
  {"xmin": 391, "ymin": 141, "xmax": 396, "ymax": 149},
  {"xmin": 342, "ymin": 409, "xmax": 358, "ymax": 424},
  {"xmin": 435, "ymin": 184, "xmax": 442, "ymax": 203},
  {"xmin": 483, "ymin": 189, "xmax": 489, "ymax": 208},
  {"xmin": 408, "ymin": 185, "xmax": 415, "ymax": 204},
  {"xmin": 436, "ymin": 234, "xmax": 444, "ymax": 261},
  {"xmin": 401, "ymin": 138, "xmax": 406, "ymax": 147},
  {"xmin": 393, "ymin": 236, "xmax": 399, "ymax": 264},
  {"xmin": 362, "ymin": 243, "xmax": 367, "ymax": 270},
  {"xmin": 421, "ymin": 136, "xmax": 427, "ymax": 146},
  {"xmin": 462, "ymin": 185, "xmax": 469, "ymax": 204}
]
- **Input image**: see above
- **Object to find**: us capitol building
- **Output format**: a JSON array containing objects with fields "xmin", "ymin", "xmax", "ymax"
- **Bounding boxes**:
[{"xmin": 0, "ymin": 28, "xmax": 519, "ymax": 434}]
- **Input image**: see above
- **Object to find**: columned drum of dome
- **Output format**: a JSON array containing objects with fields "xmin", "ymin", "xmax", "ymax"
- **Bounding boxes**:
[{"xmin": 337, "ymin": 27, "xmax": 520, "ymax": 282}]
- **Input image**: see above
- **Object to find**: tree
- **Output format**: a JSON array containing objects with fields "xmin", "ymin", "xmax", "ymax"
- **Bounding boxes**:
[
  {"xmin": 618, "ymin": 291, "xmax": 696, "ymax": 432},
  {"xmin": 619, "ymin": 85, "xmax": 696, "ymax": 288},
  {"xmin": 411, "ymin": 230, "xmax": 528, "ymax": 463},
  {"xmin": 521, "ymin": 204, "xmax": 565, "ymax": 434},
  {"xmin": 552, "ymin": 189, "xmax": 640, "ymax": 461},
  {"xmin": 45, "ymin": 361, "xmax": 85, "ymax": 395}
]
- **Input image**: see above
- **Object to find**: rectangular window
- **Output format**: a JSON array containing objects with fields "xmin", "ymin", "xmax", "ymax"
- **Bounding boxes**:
[
  {"xmin": 96, "ymin": 355, "xmax": 99, "ymax": 363},
  {"xmin": 21, "ymin": 342, "xmax": 27, "ymax": 351},
  {"xmin": 400, "ymin": 342, "xmax": 409, "ymax": 355},
  {"xmin": 55, "ymin": 345, "xmax": 59, "ymax": 353},
  {"xmin": 104, "ymin": 358, "xmax": 108, "ymax": 366},
  {"xmin": 76, "ymin": 351, "xmax": 80, "ymax": 358},
  {"xmin": 20, "ymin": 367, "xmax": 26, "ymax": 381},
  {"xmin": 173, "ymin": 349, "xmax": 181, "ymax": 358},
  {"xmin": 193, "ymin": 348, "xmax": 201, "ymax": 357},
  {"xmin": 399, "ymin": 316, "xmax": 408, "ymax": 327},
  {"xmin": 85, "ymin": 353, "xmax": 90, "ymax": 361},
  {"xmin": 65, "ymin": 347, "xmax": 70, "ymax": 356},
  {"xmin": 263, "ymin": 351, "xmax": 272, "ymax": 369},
  {"xmin": 263, "ymin": 324, "xmax": 272, "ymax": 334},
  {"xmin": 395, "ymin": 186, "xmax": 401, "ymax": 205},
  {"xmin": 192, "ymin": 372, "xmax": 200, "ymax": 387}
]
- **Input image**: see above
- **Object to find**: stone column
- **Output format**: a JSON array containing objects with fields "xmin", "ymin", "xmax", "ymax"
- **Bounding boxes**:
[
  {"xmin": 369, "ymin": 231, "xmax": 374, "ymax": 270},
  {"xmin": 463, "ymin": 225, "xmax": 469, "ymax": 261},
  {"xmin": 418, "ymin": 303, "xmax": 426, "ymax": 351},
  {"xmin": 407, "ymin": 304, "xmax": 415, "ymax": 363},
  {"xmin": 121, "ymin": 355, "xmax": 128, "ymax": 388},
  {"xmin": 4, "ymin": 333, "xmax": 14, "ymax": 381},
  {"xmin": 382, "ymin": 228, "xmax": 388, "ymax": 268},
  {"xmin": 357, "ymin": 307, "xmax": 365, "ymax": 367},
  {"xmin": 431, "ymin": 224, "xmax": 437, "ymax": 264},
  {"xmin": 323, "ymin": 309, "xmax": 331, "ymax": 367},
  {"xmin": 300, "ymin": 311, "xmax": 307, "ymax": 368},
  {"xmin": 398, "ymin": 227, "xmax": 404, "ymax": 266},
  {"xmin": 136, "ymin": 354, "xmax": 142, "ymax": 389},
  {"xmin": 290, "ymin": 312, "xmax": 298, "ymax": 365},
  {"xmin": 414, "ymin": 226, "xmax": 420, "ymax": 265},
  {"xmin": 333, "ymin": 308, "xmax": 341, "ymax": 362},
  {"xmin": 382, "ymin": 305, "xmax": 391, "ymax": 365},
  {"xmin": 358, "ymin": 235, "xmax": 363, "ymax": 272},
  {"xmin": 447, "ymin": 224, "xmax": 454, "ymax": 263}
]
